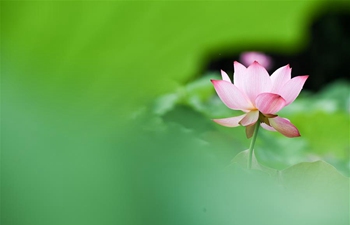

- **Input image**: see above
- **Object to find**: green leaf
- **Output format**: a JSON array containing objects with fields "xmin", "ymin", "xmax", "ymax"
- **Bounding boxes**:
[{"xmin": 282, "ymin": 160, "xmax": 349, "ymax": 194}]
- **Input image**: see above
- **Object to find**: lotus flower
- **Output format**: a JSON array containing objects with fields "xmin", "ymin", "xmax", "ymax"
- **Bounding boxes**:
[{"xmin": 211, "ymin": 61, "xmax": 308, "ymax": 138}]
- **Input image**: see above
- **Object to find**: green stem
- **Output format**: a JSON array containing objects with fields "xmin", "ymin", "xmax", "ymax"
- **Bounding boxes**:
[{"xmin": 248, "ymin": 122, "xmax": 260, "ymax": 169}]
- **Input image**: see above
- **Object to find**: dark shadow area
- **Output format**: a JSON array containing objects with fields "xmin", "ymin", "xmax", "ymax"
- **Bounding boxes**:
[{"xmin": 205, "ymin": 9, "xmax": 350, "ymax": 92}]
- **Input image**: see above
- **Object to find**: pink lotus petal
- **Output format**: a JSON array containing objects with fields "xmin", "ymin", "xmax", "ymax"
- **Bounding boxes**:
[
  {"xmin": 233, "ymin": 61, "xmax": 246, "ymax": 90},
  {"xmin": 260, "ymin": 123, "xmax": 276, "ymax": 131},
  {"xmin": 268, "ymin": 117, "xmax": 300, "ymax": 138},
  {"xmin": 239, "ymin": 110, "xmax": 259, "ymax": 126},
  {"xmin": 240, "ymin": 51, "xmax": 273, "ymax": 70},
  {"xmin": 212, "ymin": 114, "xmax": 246, "ymax": 127},
  {"xmin": 255, "ymin": 93, "xmax": 286, "ymax": 114},
  {"xmin": 279, "ymin": 75, "xmax": 309, "ymax": 105},
  {"xmin": 211, "ymin": 80, "xmax": 254, "ymax": 111},
  {"xmin": 221, "ymin": 70, "xmax": 231, "ymax": 83},
  {"xmin": 270, "ymin": 65, "xmax": 291, "ymax": 93},
  {"xmin": 243, "ymin": 61, "xmax": 272, "ymax": 105}
]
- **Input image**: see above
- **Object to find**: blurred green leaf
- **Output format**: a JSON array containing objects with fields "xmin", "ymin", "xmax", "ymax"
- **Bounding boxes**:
[
  {"xmin": 282, "ymin": 160, "xmax": 349, "ymax": 193},
  {"xmin": 231, "ymin": 150, "xmax": 348, "ymax": 196}
]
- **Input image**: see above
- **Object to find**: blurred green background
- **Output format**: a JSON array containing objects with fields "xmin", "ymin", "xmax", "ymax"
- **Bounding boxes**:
[{"xmin": 1, "ymin": 1, "xmax": 349, "ymax": 225}]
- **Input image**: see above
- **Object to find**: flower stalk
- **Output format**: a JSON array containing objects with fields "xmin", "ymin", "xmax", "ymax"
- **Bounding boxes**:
[{"xmin": 248, "ymin": 121, "xmax": 260, "ymax": 169}]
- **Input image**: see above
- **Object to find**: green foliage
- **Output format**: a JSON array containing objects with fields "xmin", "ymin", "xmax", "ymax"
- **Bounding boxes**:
[
  {"xmin": 227, "ymin": 150, "xmax": 349, "ymax": 225},
  {"xmin": 2, "ymin": 1, "xmax": 350, "ymax": 225},
  {"xmin": 230, "ymin": 149, "xmax": 348, "ymax": 194}
]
